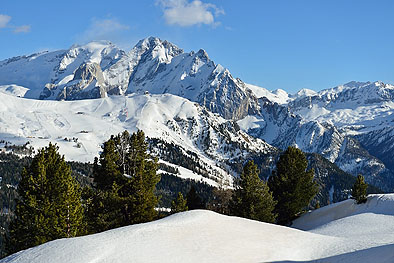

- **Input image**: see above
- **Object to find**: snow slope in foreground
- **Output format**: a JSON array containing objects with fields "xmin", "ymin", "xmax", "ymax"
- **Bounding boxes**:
[
  {"xmin": 1, "ymin": 210, "xmax": 337, "ymax": 263},
  {"xmin": 3, "ymin": 194, "xmax": 394, "ymax": 263}
]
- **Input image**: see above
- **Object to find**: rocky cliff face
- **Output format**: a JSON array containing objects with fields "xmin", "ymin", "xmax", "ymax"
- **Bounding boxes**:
[{"xmin": 40, "ymin": 62, "xmax": 107, "ymax": 100}]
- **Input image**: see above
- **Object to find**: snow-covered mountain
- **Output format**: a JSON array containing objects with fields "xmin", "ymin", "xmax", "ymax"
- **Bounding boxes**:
[
  {"xmin": 0, "ymin": 37, "xmax": 393, "ymax": 190},
  {"xmin": 4, "ymin": 194, "xmax": 394, "ymax": 263},
  {"xmin": 243, "ymin": 81, "xmax": 394, "ymax": 190},
  {"xmin": 0, "ymin": 37, "xmax": 259, "ymax": 120}
]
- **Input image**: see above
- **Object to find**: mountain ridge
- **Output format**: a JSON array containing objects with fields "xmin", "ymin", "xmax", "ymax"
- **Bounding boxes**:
[{"xmin": 0, "ymin": 36, "xmax": 393, "ymax": 190}]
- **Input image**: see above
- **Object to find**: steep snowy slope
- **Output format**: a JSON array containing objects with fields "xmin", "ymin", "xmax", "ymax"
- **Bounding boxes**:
[
  {"xmin": 4, "ymin": 194, "xmax": 394, "ymax": 263},
  {"xmin": 0, "ymin": 91, "xmax": 274, "ymax": 186},
  {"xmin": 244, "ymin": 83, "xmax": 290, "ymax": 104}
]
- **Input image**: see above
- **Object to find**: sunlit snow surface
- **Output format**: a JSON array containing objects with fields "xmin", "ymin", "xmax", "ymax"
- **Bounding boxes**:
[
  {"xmin": 0, "ymin": 91, "xmax": 279, "ymax": 187},
  {"xmin": 2, "ymin": 194, "xmax": 394, "ymax": 263}
]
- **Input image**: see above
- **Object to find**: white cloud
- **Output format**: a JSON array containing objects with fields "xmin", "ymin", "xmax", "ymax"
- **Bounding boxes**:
[
  {"xmin": 13, "ymin": 25, "xmax": 31, "ymax": 33},
  {"xmin": 79, "ymin": 18, "xmax": 130, "ymax": 42},
  {"xmin": 0, "ymin": 14, "xmax": 11, "ymax": 28},
  {"xmin": 157, "ymin": 0, "xmax": 224, "ymax": 27},
  {"xmin": 0, "ymin": 14, "xmax": 31, "ymax": 33}
]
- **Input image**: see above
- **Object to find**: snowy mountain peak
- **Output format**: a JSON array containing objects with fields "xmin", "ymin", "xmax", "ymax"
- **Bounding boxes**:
[
  {"xmin": 293, "ymin": 88, "xmax": 318, "ymax": 98},
  {"xmin": 317, "ymin": 81, "xmax": 394, "ymax": 106},
  {"xmin": 195, "ymin": 49, "xmax": 210, "ymax": 62},
  {"xmin": 60, "ymin": 41, "xmax": 123, "ymax": 71},
  {"xmin": 132, "ymin": 36, "xmax": 183, "ymax": 63}
]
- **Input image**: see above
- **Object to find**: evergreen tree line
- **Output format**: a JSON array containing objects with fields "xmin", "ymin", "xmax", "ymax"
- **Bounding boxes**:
[{"xmin": 2, "ymin": 131, "xmax": 371, "ymax": 257}]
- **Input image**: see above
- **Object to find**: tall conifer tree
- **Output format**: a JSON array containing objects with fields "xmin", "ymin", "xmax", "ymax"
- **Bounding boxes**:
[
  {"xmin": 268, "ymin": 146, "xmax": 318, "ymax": 225},
  {"xmin": 186, "ymin": 185, "xmax": 204, "ymax": 210},
  {"xmin": 6, "ymin": 143, "xmax": 84, "ymax": 254},
  {"xmin": 352, "ymin": 174, "xmax": 368, "ymax": 204},
  {"xmin": 229, "ymin": 160, "xmax": 277, "ymax": 223}
]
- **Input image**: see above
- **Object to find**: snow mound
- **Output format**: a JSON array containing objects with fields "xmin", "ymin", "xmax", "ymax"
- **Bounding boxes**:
[
  {"xmin": 1, "ymin": 210, "xmax": 337, "ymax": 263},
  {"xmin": 293, "ymin": 194, "xmax": 394, "ymax": 231},
  {"xmin": 4, "ymin": 195, "xmax": 394, "ymax": 263}
]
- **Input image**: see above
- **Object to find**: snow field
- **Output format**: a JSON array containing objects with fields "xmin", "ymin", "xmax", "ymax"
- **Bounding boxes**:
[{"xmin": 0, "ymin": 91, "xmax": 233, "ymax": 184}]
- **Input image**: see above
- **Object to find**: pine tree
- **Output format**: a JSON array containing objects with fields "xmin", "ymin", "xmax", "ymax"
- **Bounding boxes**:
[
  {"xmin": 90, "ymin": 130, "xmax": 160, "ymax": 232},
  {"xmin": 171, "ymin": 192, "xmax": 188, "ymax": 214},
  {"xmin": 208, "ymin": 186, "xmax": 233, "ymax": 215},
  {"xmin": 93, "ymin": 138, "xmax": 122, "ymax": 190},
  {"xmin": 268, "ymin": 146, "xmax": 318, "ymax": 225},
  {"xmin": 186, "ymin": 185, "xmax": 204, "ymax": 210},
  {"xmin": 352, "ymin": 174, "xmax": 367, "ymax": 204},
  {"xmin": 229, "ymin": 160, "xmax": 277, "ymax": 223},
  {"xmin": 6, "ymin": 143, "xmax": 84, "ymax": 255}
]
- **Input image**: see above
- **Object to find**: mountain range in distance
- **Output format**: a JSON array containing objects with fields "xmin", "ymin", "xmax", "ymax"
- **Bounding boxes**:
[{"xmin": 0, "ymin": 36, "xmax": 393, "ymax": 202}]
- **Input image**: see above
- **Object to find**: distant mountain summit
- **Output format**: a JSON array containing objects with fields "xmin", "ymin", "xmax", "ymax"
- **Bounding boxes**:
[{"xmin": 0, "ymin": 37, "xmax": 258, "ymax": 120}]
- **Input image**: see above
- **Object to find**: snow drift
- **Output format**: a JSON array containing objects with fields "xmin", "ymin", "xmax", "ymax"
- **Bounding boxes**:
[{"xmin": 3, "ymin": 194, "xmax": 394, "ymax": 263}]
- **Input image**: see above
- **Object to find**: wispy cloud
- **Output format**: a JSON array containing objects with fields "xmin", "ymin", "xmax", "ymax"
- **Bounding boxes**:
[
  {"xmin": 0, "ymin": 14, "xmax": 11, "ymax": 28},
  {"xmin": 0, "ymin": 14, "xmax": 31, "ymax": 33},
  {"xmin": 78, "ymin": 18, "xmax": 130, "ymax": 43},
  {"xmin": 13, "ymin": 25, "xmax": 31, "ymax": 33},
  {"xmin": 156, "ymin": 0, "xmax": 224, "ymax": 27}
]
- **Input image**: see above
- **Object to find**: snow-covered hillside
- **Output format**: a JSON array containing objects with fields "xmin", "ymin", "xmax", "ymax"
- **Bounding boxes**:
[
  {"xmin": 3, "ymin": 194, "xmax": 394, "ymax": 263},
  {"xmin": 0, "ymin": 91, "xmax": 275, "ymax": 186}
]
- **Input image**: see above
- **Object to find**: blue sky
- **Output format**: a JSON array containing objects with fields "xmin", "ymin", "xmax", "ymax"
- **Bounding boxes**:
[{"xmin": 1, "ymin": 0, "xmax": 394, "ymax": 93}]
